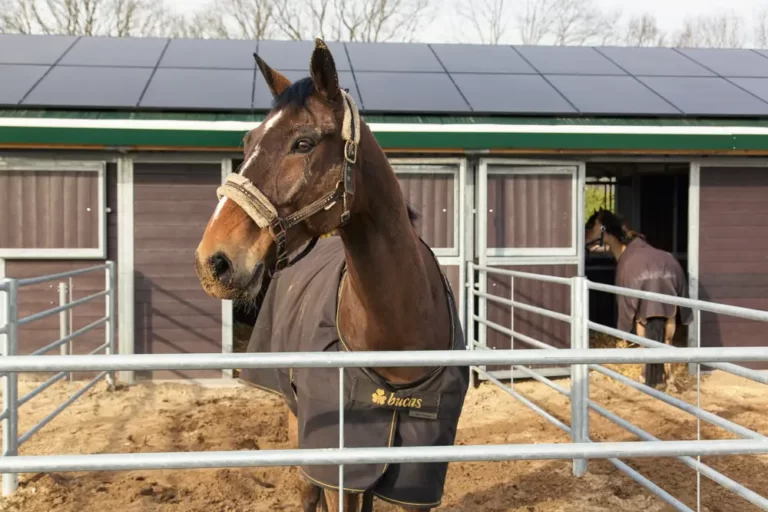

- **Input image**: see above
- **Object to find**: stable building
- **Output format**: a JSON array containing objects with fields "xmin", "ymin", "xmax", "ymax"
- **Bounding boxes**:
[{"xmin": 1, "ymin": 34, "xmax": 767, "ymax": 383}]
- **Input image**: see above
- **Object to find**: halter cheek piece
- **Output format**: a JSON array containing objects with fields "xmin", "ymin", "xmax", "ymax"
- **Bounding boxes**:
[
  {"xmin": 216, "ymin": 90, "xmax": 361, "ymax": 278},
  {"xmin": 585, "ymin": 225, "xmax": 606, "ymax": 249}
]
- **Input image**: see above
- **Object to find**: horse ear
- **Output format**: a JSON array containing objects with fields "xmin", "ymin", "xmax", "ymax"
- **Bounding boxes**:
[
  {"xmin": 309, "ymin": 38, "xmax": 340, "ymax": 102},
  {"xmin": 254, "ymin": 53, "xmax": 292, "ymax": 98}
]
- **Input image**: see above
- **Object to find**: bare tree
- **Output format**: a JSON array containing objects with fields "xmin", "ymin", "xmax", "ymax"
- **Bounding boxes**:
[
  {"xmin": 516, "ymin": 0, "xmax": 618, "ymax": 46},
  {"xmin": 454, "ymin": 0, "xmax": 511, "ymax": 45},
  {"xmin": 1, "ymin": 0, "xmax": 38, "ymax": 33},
  {"xmin": 675, "ymin": 11, "xmax": 746, "ymax": 49},
  {"xmin": 217, "ymin": 0, "xmax": 277, "ymax": 39},
  {"xmin": 0, "ymin": 0, "xmax": 176, "ymax": 36},
  {"xmin": 108, "ymin": 0, "xmax": 179, "ymax": 37},
  {"xmin": 274, "ymin": 0, "xmax": 340, "ymax": 41},
  {"xmin": 754, "ymin": 7, "xmax": 768, "ymax": 49},
  {"xmin": 333, "ymin": 0, "xmax": 435, "ymax": 42},
  {"xmin": 30, "ymin": 0, "xmax": 105, "ymax": 35},
  {"xmin": 550, "ymin": 0, "xmax": 620, "ymax": 46},
  {"xmin": 270, "ymin": 0, "xmax": 434, "ymax": 42},
  {"xmin": 623, "ymin": 13, "xmax": 666, "ymax": 47},
  {"xmin": 516, "ymin": 0, "xmax": 557, "ymax": 45}
]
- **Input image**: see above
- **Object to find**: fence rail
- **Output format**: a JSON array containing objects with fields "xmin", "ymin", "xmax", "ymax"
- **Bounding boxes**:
[
  {"xmin": 468, "ymin": 262, "xmax": 768, "ymax": 512},
  {"xmin": 0, "ymin": 347, "xmax": 764, "ymax": 372},
  {"xmin": 0, "ymin": 261, "xmax": 115, "ymax": 495},
  {"xmin": 0, "ymin": 439, "xmax": 763, "ymax": 474}
]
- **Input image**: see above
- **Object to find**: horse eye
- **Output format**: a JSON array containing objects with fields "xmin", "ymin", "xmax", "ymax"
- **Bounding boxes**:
[{"xmin": 294, "ymin": 138, "xmax": 314, "ymax": 153}]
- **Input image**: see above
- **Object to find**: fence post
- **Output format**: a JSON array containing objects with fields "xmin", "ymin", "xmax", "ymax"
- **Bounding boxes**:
[
  {"xmin": 570, "ymin": 276, "xmax": 590, "ymax": 477},
  {"xmin": 58, "ymin": 283, "xmax": 71, "ymax": 383},
  {"xmin": 466, "ymin": 261, "xmax": 476, "ymax": 389},
  {"xmin": 2, "ymin": 279, "xmax": 19, "ymax": 496},
  {"xmin": 105, "ymin": 261, "xmax": 116, "ymax": 390}
]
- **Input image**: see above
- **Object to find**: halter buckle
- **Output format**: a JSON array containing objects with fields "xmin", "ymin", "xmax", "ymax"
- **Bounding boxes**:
[{"xmin": 344, "ymin": 140, "xmax": 358, "ymax": 164}]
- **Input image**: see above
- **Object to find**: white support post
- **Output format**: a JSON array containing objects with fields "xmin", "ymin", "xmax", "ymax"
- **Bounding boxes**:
[
  {"xmin": 105, "ymin": 261, "xmax": 116, "ymax": 389},
  {"xmin": 58, "ymin": 283, "xmax": 71, "ymax": 382},
  {"xmin": 687, "ymin": 162, "xmax": 701, "ymax": 376},
  {"xmin": 509, "ymin": 276, "xmax": 515, "ymax": 390},
  {"xmin": 117, "ymin": 155, "xmax": 135, "ymax": 385},
  {"xmin": 466, "ymin": 261, "xmax": 476, "ymax": 389},
  {"xmin": 2, "ymin": 279, "xmax": 18, "ymax": 496},
  {"xmin": 221, "ymin": 159, "xmax": 234, "ymax": 379},
  {"xmin": 570, "ymin": 276, "xmax": 590, "ymax": 477}
]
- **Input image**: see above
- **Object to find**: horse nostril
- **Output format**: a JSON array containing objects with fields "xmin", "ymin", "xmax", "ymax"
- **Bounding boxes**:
[{"xmin": 210, "ymin": 252, "xmax": 233, "ymax": 283}]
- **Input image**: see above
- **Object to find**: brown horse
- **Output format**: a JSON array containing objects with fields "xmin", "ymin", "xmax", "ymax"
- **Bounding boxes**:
[
  {"xmin": 195, "ymin": 39, "xmax": 468, "ymax": 511},
  {"xmin": 585, "ymin": 209, "xmax": 693, "ymax": 388}
]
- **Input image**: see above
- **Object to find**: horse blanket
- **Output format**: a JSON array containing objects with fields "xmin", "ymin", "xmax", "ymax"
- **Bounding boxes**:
[
  {"xmin": 240, "ymin": 236, "xmax": 469, "ymax": 508},
  {"xmin": 615, "ymin": 237, "xmax": 694, "ymax": 333}
]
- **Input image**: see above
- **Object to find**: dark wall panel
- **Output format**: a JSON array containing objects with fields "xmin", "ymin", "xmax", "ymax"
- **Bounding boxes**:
[
  {"xmin": 5, "ymin": 163, "xmax": 118, "ymax": 378},
  {"xmin": 700, "ymin": 166, "xmax": 768, "ymax": 370},
  {"xmin": 397, "ymin": 171, "xmax": 455, "ymax": 249},
  {"xmin": 0, "ymin": 169, "xmax": 100, "ymax": 249},
  {"xmin": 133, "ymin": 163, "xmax": 221, "ymax": 380},
  {"xmin": 487, "ymin": 173, "xmax": 572, "ymax": 249}
]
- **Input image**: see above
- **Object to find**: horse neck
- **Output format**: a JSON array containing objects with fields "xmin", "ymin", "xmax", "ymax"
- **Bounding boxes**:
[{"xmin": 336, "ymin": 123, "xmax": 450, "ymax": 364}]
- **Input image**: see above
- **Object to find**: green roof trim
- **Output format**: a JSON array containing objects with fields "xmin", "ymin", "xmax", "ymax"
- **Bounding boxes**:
[{"xmin": 0, "ymin": 126, "xmax": 748, "ymax": 152}]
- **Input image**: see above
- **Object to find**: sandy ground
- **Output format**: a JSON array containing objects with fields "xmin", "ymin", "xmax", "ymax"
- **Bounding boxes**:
[{"xmin": 0, "ymin": 364, "xmax": 765, "ymax": 512}]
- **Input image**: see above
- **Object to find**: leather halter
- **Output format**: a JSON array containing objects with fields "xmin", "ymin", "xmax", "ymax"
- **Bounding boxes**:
[
  {"xmin": 585, "ymin": 225, "xmax": 606, "ymax": 249},
  {"xmin": 216, "ymin": 90, "xmax": 360, "ymax": 278}
]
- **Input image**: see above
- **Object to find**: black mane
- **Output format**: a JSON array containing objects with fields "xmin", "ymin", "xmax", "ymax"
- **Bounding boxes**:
[{"xmin": 272, "ymin": 76, "xmax": 315, "ymax": 111}]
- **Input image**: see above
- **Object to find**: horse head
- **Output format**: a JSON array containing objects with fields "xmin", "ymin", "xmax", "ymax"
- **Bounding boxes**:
[
  {"xmin": 585, "ymin": 208, "xmax": 644, "ymax": 254},
  {"xmin": 195, "ymin": 39, "xmax": 360, "ymax": 302}
]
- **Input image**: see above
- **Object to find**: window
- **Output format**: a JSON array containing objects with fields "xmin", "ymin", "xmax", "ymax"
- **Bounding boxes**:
[
  {"xmin": 484, "ymin": 164, "xmax": 578, "ymax": 257},
  {"xmin": 0, "ymin": 158, "xmax": 106, "ymax": 259},
  {"xmin": 394, "ymin": 163, "xmax": 460, "ymax": 256}
]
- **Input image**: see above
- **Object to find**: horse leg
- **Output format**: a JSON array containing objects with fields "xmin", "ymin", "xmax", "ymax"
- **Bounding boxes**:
[
  {"xmin": 324, "ymin": 490, "xmax": 360, "ymax": 511},
  {"xmin": 664, "ymin": 316, "xmax": 678, "ymax": 387},
  {"xmin": 396, "ymin": 507, "xmax": 431, "ymax": 512},
  {"xmin": 289, "ymin": 409, "xmax": 324, "ymax": 511},
  {"xmin": 638, "ymin": 318, "xmax": 667, "ymax": 388}
]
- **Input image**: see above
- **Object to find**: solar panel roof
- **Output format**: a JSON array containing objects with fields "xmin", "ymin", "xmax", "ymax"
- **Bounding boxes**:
[
  {"xmin": 4, "ymin": 34, "xmax": 768, "ymax": 118},
  {"xmin": 515, "ymin": 45, "xmax": 625, "ymax": 75}
]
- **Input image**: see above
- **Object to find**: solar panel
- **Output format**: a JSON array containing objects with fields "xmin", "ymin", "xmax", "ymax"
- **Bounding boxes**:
[
  {"xmin": 452, "ymin": 74, "xmax": 575, "ymax": 114},
  {"xmin": 22, "ymin": 66, "xmax": 152, "ymax": 108},
  {"xmin": 346, "ymin": 42, "xmax": 443, "ymax": 72},
  {"xmin": 637, "ymin": 76, "xmax": 768, "ymax": 115},
  {"xmin": 255, "ymin": 40, "xmax": 350, "ymax": 71},
  {"xmin": 252, "ymin": 70, "xmax": 361, "ymax": 110},
  {"xmin": 724, "ymin": 78, "xmax": 768, "ymax": 104},
  {"xmin": 546, "ymin": 75, "xmax": 679, "ymax": 115},
  {"xmin": 431, "ymin": 44, "xmax": 535, "ymax": 73},
  {"xmin": 59, "ymin": 36, "xmax": 167, "ymax": 68},
  {"xmin": 515, "ymin": 45, "xmax": 625, "ymax": 75},
  {"xmin": 159, "ymin": 38, "xmax": 257, "ymax": 69},
  {"xmin": 354, "ymin": 72, "xmax": 467, "ymax": 112},
  {"xmin": 0, "ymin": 34, "xmax": 77, "ymax": 65},
  {"xmin": 140, "ymin": 68, "xmax": 254, "ymax": 110},
  {"xmin": 678, "ymin": 48, "xmax": 768, "ymax": 78},
  {"xmin": 595, "ymin": 47, "xmax": 714, "ymax": 77},
  {"xmin": 0, "ymin": 64, "xmax": 50, "ymax": 105}
]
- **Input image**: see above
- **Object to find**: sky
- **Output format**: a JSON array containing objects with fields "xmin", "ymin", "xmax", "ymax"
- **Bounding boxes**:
[{"xmin": 165, "ymin": 0, "xmax": 768, "ymax": 44}]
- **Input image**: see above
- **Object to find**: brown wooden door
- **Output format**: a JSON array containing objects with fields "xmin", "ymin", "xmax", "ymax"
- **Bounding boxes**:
[{"xmin": 133, "ymin": 162, "xmax": 223, "ymax": 379}]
